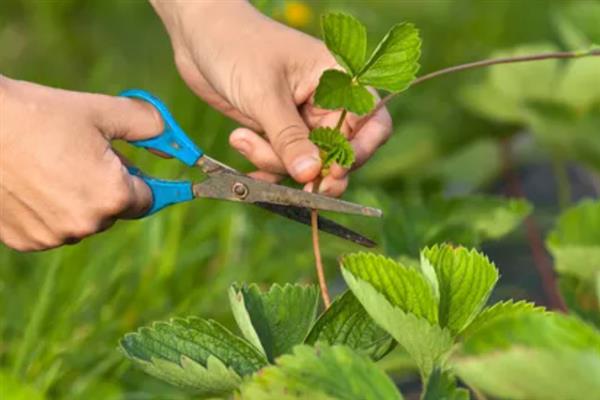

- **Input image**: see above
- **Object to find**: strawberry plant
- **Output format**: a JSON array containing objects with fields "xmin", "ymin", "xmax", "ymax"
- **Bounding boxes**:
[{"xmin": 120, "ymin": 11, "xmax": 600, "ymax": 400}]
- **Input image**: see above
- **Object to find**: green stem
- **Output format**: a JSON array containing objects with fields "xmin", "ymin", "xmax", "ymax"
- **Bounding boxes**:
[{"xmin": 335, "ymin": 109, "xmax": 347, "ymax": 131}]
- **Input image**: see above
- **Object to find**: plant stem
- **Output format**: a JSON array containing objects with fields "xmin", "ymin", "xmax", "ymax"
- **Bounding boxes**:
[
  {"xmin": 335, "ymin": 109, "xmax": 347, "ymax": 130},
  {"xmin": 357, "ymin": 49, "xmax": 600, "ymax": 132},
  {"xmin": 310, "ymin": 109, "xmax": 351, "ymax": 309},
  {"xmin": 311, "ymin": 176, "xmax": 331, "ymax": 308}
]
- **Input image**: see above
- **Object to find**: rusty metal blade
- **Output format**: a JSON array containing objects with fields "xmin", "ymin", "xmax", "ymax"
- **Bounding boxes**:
[
  {"xmin": 193, "ymin": 170, "xmax": 382, "ymax": 217},
  {"xmin": 254, "ymin": 202, "xmax": 377, "ymax": 248}
]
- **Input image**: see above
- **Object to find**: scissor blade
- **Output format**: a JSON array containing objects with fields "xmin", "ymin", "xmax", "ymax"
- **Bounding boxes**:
[
  {"xmin": 193, "ymin": 172, "xmax": 382, "ymax": 217},
  {"xmin": 255, "ymin": 202, "xmax": 377, "ymax": 248}
]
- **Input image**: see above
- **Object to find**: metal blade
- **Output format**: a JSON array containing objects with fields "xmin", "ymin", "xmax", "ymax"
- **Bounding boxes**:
[
  {"xmin": 254, "ymin": 202, "xmax": 377, "ymax": 248},
  {"xmin": 194, "ymin": 158, "xmax": 382, "ymax": 217}
]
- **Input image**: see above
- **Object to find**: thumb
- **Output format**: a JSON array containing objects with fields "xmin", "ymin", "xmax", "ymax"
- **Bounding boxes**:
[
  {"xmin": 254, "ymin": 87, "xmax": 321, "ymax": 183},
  {"xmin": 118, "ymin": 174, "xmax": 154, "ymax": 219},
  {"xmin": 92, "ymin": 94, "xmax": 164, "ymax": 141}
]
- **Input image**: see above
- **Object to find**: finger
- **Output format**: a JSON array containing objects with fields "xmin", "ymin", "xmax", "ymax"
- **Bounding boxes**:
[
  {"xmin": 91, "ymin": 95, "xmax": 164, "ymax": 141},
  {"xmin": 248, "ymin": 170, "xmax": 284, "ymax": 183},
  {"xmin": 229, "ymin": 128, "xmax": 287, "ymax": 174},
  {"xmin": 116, "ymin": 173, "xmax": 153, "ymax": 219},
  {"xmin": 328, "ymin": 163, "xmax": 349, "ymax": 179},
  {"xmin": 303, "ymin": 175, "xmax": 349, "ymax": 198},
  {"xmin": 253, "ymin": 85, "xmax": 321, "ymax": 183},
  {"xmin": 349, "ymin": 106, "xmax": 392, "ymax": 169}
]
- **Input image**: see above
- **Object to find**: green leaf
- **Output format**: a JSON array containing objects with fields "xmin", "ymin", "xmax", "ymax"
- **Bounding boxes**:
[
  {"xmin": 547, "ymin": 199, "xmax": 600, "ymax": 281},
  {"xmin": 458, "ymin": 312, "xmax": 600, "ymax": 355},
  {"xmin": 309, "ymin": 127, "xmax": 355, "ymax": 169},
  {"xmin": 440, "ymin": 196, "xmax": 532, "ymax": 240},
  {"xmin": 421, "ymin": 245, "xmax": 499, "ymax": 335},
  {"xmin": 314, "ymin": 69, "xmax": 375, "ymax": 115},
  {"xmin": 454, "ymin": 348, "xmax": 600, "ymax": 400},
  {"xmin": 341, "ymin": 253, "xmax": 438, "ymax": 323},
  {"xmin": 240, "ymin": 344, "xmax": 403, "ymax": 400},
  {"xmin": 120, "ymin": 318, "xmax": 267, "ymax": 396},
  {"xmin": 341, "ymin": 256, "xmax": 452, "ymax": 379},
  {"xmin": 321, "ymin": 13, "xmax": 367, "ymax": 75},
  {"xmin": 229, "ymin": 283, "xmax": 320, "ymax": 362},
  {"xmin": 422, "ymin": 368, "xmax": 470, "ymax": 400},
  {"xmin": 453, "ymin": 312, "xmax": 600, "ymax": 400},
  {"xmin": 559, "ymin": 275, "xmax": 600, "ymax": 327},
  {"xmin": 305, "ymin": 290, "xmax": 394, "ymax": 360},
  {"xmin": 358, "ymin": 22, "xmax": 421, "ymax": 92},
  {"xmin": 460, "ymin": 300, "xmax": 546, "ymax": 338}
]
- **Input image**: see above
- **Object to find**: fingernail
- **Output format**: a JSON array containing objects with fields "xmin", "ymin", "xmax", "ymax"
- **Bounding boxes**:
[
  {"xmin": 319, "ymin": 181, "xmax": 330, "ymax": 194},
  {"xmin": 291, "ymin": 156, "xmax": 320, "ymax": 178},
  {"xmin": 233, "ymin": 139, "xmax": 252, "ymax": 156}
]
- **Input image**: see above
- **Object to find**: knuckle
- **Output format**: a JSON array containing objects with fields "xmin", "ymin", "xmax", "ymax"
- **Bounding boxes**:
[
  {"xmin": 62, "ymin": 218, "xmax": 99, "ymax": 240},
  {"xmin": 274, "ymin": 126, "xmax": 309, "ymax": 156},
  {"xmin": 101, "ymin": 171, "xmax": 133, "ymax": 215},
  {"xmin": 105, "ymin": 188, "xmax": 131, "ymax": 215}
]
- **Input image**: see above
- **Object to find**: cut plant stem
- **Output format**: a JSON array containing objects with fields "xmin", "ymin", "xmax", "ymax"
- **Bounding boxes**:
[
  {"xmin": 311, "ymin": 176, "xmax": 331, "ymax": 308},
  {"xmin": 310, "ymin": 109, "xmax": 349, "ymax": 309}
]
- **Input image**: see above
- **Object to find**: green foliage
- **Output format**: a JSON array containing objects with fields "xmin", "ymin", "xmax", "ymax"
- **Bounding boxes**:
[
  {"xmin": 120, "ymin": 318, "xmax": 267, "ymax": 396},
  {"xmin": 305, "ymin": 290, "xmax": 394, "ymax": 360},
  {"xmin": 314, "ymin": 70, "xmax": 375, "ymax": 115},
  {"xmin": 0, "ymin": 371, "xmax": 45, "ymax": 400},
  {"xmin": 315, "ymin": 12, "xmax": 421, "ymax": 115},
  {"xmin": 421, "ymin": 245, "xmax": 499, "ymax": 335},
  {"xmin": 342, "ymin": 253, "xmax": 438, "ymax": 323},
  {"xmin": 455, "ymin": 348, "xmax": 600, "ymax": 400},
  {"xmin": 460, "ymin": 43, "xmax": 600, "ymax": 171},
  {"xmin": 547, "ymin": 199, "xmax": 600, "ymax": 280},
  {"xmin": 460, "ymin": 300, "xmax": 546, "ymax": 338},
  {"xmin": 341, "ymin": 253, "xmax": 452, "ymax": 378},
  {"xmin": 240, "ymin": 344, "xmax": 403, "ymax": 400},
  {"xmin": 357, "ymin": 22, "xmax": 421, "ymax": 92},
  {"xmin": 364, "ymin": 193, "xmax": 532, "ymax": 258},
  {"xmin": 229, "ymin": 283, "xmax": 319, "ymax": 362},
  {"xmin": 422, "ymin": 368, "xmax": 470, "ymax": 400},
  {"xmin": 452, "ymin": 312, "xmax": 600, "ymax": 400},
  {"xmin": 309, "ymin": 127, "xmax": 356, "ymax": 170},
  {"xmin": 547, "ymin": 200, "xmax": 600, "ymax": 326},
  {"xmin": 321, "ymin": 13, "xmax": 367, "ymax": 75}
]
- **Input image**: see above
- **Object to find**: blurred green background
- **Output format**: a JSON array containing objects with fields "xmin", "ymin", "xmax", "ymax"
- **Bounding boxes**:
[{"xmin": 1, "ymin": 0, "xmax": 599, "ymax": 399}]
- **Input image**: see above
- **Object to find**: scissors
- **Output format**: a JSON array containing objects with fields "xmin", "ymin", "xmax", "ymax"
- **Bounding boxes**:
[{"xmin": 119, "ymin": 89, "xmax": 382, "ymax": 247}]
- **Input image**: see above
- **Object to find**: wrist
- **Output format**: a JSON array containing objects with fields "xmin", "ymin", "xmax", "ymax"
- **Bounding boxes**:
[{"xmin": 150, "ymin": 0, "xmax": 268, "ymax": 53}]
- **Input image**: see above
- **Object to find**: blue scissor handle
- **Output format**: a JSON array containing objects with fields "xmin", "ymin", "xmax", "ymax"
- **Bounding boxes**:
[{"xmin": 119, "ymin": 89, "xmax": 203, "ymax": 216}]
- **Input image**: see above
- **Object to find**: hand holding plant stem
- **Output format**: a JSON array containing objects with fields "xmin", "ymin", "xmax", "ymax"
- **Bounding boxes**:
[{"xmin": 150, "ymin": 0, "xmax": 393, "ymax": 198}]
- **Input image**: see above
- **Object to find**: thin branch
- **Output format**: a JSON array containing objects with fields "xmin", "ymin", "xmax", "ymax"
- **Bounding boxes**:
[
  {"xmin": 311, "ymin": 177, "xmax": 331, "ymax": 308},
  {"xmin": 356, "ymin": 49, "xmax": 600, "ymax": 132},
  {"xmin": 310, "ymin": 109, "xmax": 350, "ymax": 308}
]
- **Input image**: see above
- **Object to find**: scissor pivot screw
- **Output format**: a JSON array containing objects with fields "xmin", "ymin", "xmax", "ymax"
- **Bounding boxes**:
[{"xmin": 232, "ymin": 182, "xmax": 249, "ymax": 199}]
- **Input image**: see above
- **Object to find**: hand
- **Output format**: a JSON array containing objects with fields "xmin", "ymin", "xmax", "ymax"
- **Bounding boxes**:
[
  {"xmin": 0, "ymin": 77, "xmax": 162, "ymax": 251},
  {"xmin": 151, "ymin": 0, "xmax": 392, "ymax": 197}
]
